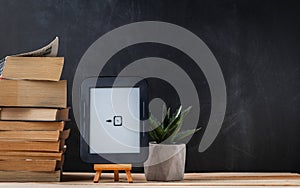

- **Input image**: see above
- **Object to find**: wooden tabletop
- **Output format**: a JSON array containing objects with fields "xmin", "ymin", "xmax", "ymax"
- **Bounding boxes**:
[{"xmin": 1, "ymin": 172, "xmax": 300, "ymax": 187}]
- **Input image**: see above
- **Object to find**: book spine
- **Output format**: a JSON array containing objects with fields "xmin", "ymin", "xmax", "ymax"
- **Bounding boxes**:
[
  {"xmin": 0, "ymin": 170, "xmax": 61, "ymax": 182},
  {"xmin": 0, "ymin": 141, "xmax": 60, "ymax": 152},
  {"xmin": 0, "ymin": 160, "xmax": 57, "ymax": 172}
]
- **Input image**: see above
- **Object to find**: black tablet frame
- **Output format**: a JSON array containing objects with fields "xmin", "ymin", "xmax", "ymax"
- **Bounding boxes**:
[{"xmin": 80, "ymin": 77, "xmax": 148, "ymax": 164}]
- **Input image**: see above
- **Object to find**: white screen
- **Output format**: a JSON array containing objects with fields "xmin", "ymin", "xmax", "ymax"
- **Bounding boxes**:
[{"xmin": 89, "ymin": 88, "xmax": 140, "ymax": 154}]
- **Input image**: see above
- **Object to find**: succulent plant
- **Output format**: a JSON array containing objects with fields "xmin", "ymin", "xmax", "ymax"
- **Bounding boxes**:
[{"xmin": 149, "ymin": 105, "xmax": 201, "ymax": 144}]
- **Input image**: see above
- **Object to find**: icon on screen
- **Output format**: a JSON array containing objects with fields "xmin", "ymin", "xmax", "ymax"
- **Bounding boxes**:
[{"xmin": 113, "ymin": 116, "xmax": 122, "ymax": 126}]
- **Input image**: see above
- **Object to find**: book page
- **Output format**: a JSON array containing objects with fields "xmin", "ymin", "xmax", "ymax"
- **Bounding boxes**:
[{"xmin": 0, "ymin": 36, "xmax": 59, "ymax": 75}]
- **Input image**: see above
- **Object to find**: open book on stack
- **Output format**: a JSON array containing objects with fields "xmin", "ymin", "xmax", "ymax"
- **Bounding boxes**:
[{"xmin": 0, "ymin": 37, "xmax": 70, "ymax": 182}]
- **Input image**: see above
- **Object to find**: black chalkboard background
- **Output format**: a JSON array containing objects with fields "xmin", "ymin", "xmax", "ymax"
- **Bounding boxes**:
[{"xmin": 0, "ymin": 0, "xmax": 300, "ymax": 172}]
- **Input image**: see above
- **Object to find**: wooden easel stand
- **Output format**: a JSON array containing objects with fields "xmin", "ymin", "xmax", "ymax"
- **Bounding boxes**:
[{"xmin": 93, "ymin": 164, "xmax": 133, "ymax": 183}]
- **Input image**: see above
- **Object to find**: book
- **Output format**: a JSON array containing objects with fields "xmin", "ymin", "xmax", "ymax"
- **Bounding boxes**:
[
  {"xmin": 0, "ymin": 129, "xmax": 70, "ymax": 142},
  {"xmin": 0, "ymin": 159, "xmax": 57, "ymax": 172},
  {"xmin": 0, "ymin": 141, "xmax": 61, "ymax": 152},
  {"xmin": 56, "ymin": 155, "xmax": 65, "ymax": 170},
  {"xmin": 0, "ymin": 37, "xmax": 66, "ymax": 182},
  {"xmin": 0, "ymin": 151, "xmax": 62, "ymax": 161},
  {"xmin": 2, "ymin": 56, "xmax": 64, "ymax": 81},
  {"xmin": 0, "ymin": 130, "xmax": 60, "ymax": 141},
  {"xmin": 0, "ymin": 170, "xmax": 61, "ymax": 182},
  {"xmin": 0, "ymin": 37, "xmax": 59, "ymax": 76},
  {"xmin": 0, "ymin": 121, "xmax": 64, "ymax": 131},
  {"xmin": 60, "ymin": 129, "xmax": 70, "ymax": 140},
  {"xmin": 0, "ymin": 108, "xmax": 69, "ymax": 121},
  {"xmin": 0, "ymin": 80, "xmax": 66, "ymax": 108},
  {"xmin": 60, "ymin": 130, "xmax": 69, "ymax": 153}
]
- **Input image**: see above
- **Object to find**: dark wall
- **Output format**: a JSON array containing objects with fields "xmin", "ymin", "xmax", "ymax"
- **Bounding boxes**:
[{"xmin": 1, "ymin": 0, "xmax": 300, "ymax": 172}]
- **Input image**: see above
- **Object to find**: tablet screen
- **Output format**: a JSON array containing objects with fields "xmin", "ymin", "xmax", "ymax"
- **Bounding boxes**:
[{"xmin": 89, "ymin": 87, "xmax": 140, "ymax": 154}]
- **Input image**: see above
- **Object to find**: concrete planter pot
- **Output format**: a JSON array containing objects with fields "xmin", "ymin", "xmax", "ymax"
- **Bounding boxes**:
[{"xmin": 144, "ymin": 143, "xmax": 186, "ymax": 181}]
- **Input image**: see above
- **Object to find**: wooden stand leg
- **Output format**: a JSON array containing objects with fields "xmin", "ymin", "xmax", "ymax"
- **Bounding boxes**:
[
  {"xmin": 94, "ymin": 164, "xmax": 132, "ymax": 183},
  {"xmin": 125, "ymin": 170, "xmax": 133, "ymax": 183},
  {"xmin": 114, "ymin": 170, "xmax": 119, "ymax": 181},
  {"xmin": 93, "ymin": 170, "xmax": 102, "ymax": 183}
]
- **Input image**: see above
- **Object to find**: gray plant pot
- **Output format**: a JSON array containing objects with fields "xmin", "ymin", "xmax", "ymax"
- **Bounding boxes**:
[{"xmin": 144, "ymin": 143, "xmax": 186, "ymax": 181}]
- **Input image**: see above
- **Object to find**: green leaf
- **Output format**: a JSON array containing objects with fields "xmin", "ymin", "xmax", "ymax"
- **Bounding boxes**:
[
  {"xmin": 181, "ymin": 106, "xmax": 192, "ymax": 118},
  {"xmin": 161, "ymin": 104, "xmax": 167, "ymax": 123},
  {"xmin": 148, "ymin": 105, "xmax": 200, "ymax": 144},
  {"xmin": 149, "ymin": 114, "xmax": 160, "ymax": 130},
  {"xmin": 149, "ymin": 114, "xmax": 165, "ymax": 143},
  {"xmin": 149, "ymin": 128, "xmax": 160, "ymax": 141},
  {"xmin": 167, "ymin": 106, "xmax": 192, "ymax": 143},
  {"xmin": 163, "ymin": 106, "xmax": 181, "ymax": 130},
  {"xmin": 168, "ymin": 116, "xmax": 183, "ymax": 143},
  {"xmin": 162, "ymin": 115, "xmax": 182, "ymax": 140},
  {"xmin": 174, "ymin": 127, "xmax": 201, "ymax": 143},
  {"xmin": 162, "ymin": 107, "xmax": 171, "ymax": 129},
  {"xmin": 174, "ymin": 105, "xmax": 182, "ymax": 119}
]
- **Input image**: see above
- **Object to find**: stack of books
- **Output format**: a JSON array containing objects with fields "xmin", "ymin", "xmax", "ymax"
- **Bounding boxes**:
[{"xmin": 0, "ymin": 56, "xmax": 69, "ymax": 182}]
